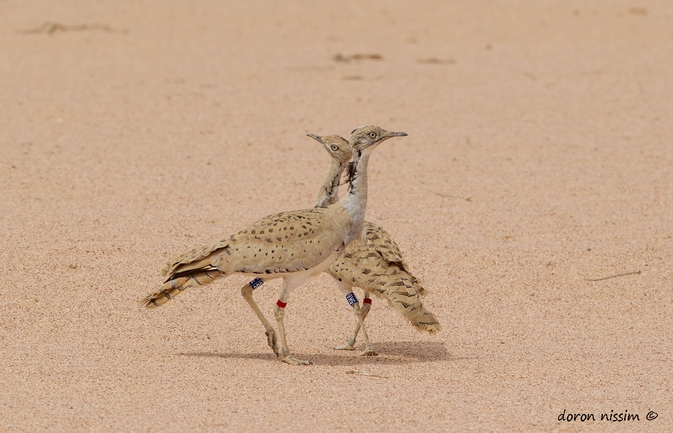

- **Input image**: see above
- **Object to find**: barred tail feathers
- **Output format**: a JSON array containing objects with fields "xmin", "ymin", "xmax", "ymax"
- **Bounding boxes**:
[
  {"xmin": 160, "ymin": 239, "xmax": 232, "ymax": 277},
  {"xmin": 369, "ymin": 273, "xmax": 440, "ymax": 333},
  {"xmin": 141, "ymin": 269, "xmax": 219, "ymax": 308},
  {"xmin": 409, "ymin": 273, "xmax": 428, "ymax": 296}
]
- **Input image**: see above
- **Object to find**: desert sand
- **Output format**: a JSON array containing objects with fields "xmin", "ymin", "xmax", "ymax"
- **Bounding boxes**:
[{"xmin": 1, "ymin": 1, "xmax": 672, "ymax": 431}]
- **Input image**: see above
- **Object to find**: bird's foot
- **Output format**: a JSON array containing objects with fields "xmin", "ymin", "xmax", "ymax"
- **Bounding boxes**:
[
  {"xmin": 280, "ymin": 356, "xmax": 313, "ymax": 366},
  {"xmin": 358, "ymin": 346, "xmax": 377, "ymax": 356},
  {"xmin": 265, "ymin": 329, "xmax": 278, "ymax": 356},
  {"xmin": 334, "ymin": 338, "xmax": 356, "ymax": 351}
]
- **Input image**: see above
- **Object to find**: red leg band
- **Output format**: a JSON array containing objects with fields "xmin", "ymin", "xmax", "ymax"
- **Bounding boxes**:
[
  {"xmin": 363, "ymin": 298, "xmax": 372, "ymax": 304},
  {"xmin": 276, "ymin": 300, "xmax": 287, "ymax": 308}
]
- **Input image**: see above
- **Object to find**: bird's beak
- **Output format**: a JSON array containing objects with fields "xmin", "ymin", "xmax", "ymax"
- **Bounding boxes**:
[
  {"xmin": 307, "ymin": 133, "xmax": 323, "ymax": 143},
  {"xmin": 389, "ymin": 131, "xmax": 408, "ymax": 137}
]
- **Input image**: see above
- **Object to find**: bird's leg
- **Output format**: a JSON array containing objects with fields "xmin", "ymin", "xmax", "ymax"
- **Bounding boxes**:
[
  {"xmin": 348, "ymin": 295, "xmax": 372, "ymax": 343},
  {"xmin": 334, "ymin": 282, "xmax": 357, "ymax": 350},
  {"xmin": 352, "ymin": 299, "xmax": 376, "ymax": 356},
  {"xmin": 361, "ymin": 295, "xmax": 372, "ymax": 319},
  {"xmin": 336, "ymin": 288, "xmax": 377, "ymax": 356},
  {"xmin": 241, "ymin": 279, "xmax": 278, "ymax": 356},
  {"xmin": 274, "ymin": 279, "xmax": 312, "ymax": 365},
  {"xmin": 351, "ymin": 294, "xmax": 373, "ymax": 339},
  {"xmin": 334, "ymin": 298, "xmax": 371, "ymax": 350},
  {"xmin": 334, "ymin": 333, "xmax": 357, "ymax": 350}
]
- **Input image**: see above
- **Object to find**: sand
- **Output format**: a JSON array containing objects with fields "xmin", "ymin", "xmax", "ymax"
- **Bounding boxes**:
[{"xmin": 1, "ymin": 0, "xmax": 672, "ymax": 431}]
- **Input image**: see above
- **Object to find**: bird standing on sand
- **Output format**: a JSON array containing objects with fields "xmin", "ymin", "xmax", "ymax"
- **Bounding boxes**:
[
  {"xmin": 142, "ymin": 126, "xmax": 407, "ymax": 365},
  {"xmin": 306, "ymin": 133, "xmax": 441, "ymax": 356}
]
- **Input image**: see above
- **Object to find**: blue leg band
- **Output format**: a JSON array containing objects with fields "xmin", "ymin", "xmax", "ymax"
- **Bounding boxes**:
[{"xmin": 250, "ymin": 278, "xmax": 264, "ymax": 290}]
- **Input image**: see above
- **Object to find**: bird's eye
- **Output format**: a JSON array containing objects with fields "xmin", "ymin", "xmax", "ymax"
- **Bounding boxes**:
[
  {"xmin": 330, "ymin": 144, "xmax": 339, "ymax": 151},
  {"xmin": 368, "ymin": 132, "xmax": 377, "ymax": 138}
]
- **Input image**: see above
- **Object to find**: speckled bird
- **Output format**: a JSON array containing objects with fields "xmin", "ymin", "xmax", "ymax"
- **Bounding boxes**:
[
  {"xmin": 141, "ymin": 125, "xmax": 407, "ymax": 365},
  {"xmin": 306, "ymin": 132, "xmax": 441, "ymax": 356}
]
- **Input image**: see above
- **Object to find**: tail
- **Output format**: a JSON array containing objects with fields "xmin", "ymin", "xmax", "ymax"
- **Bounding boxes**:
[
  {"xmin": 141, "ymin": 268, "xmax": 219, "ymax": 308},
  {"xmin": 409, "ymin": 274, "xmax": 428, "ymax": 296},
  {"xmin": 373, "ymin": 272, "xmax": 441, "ymax": 333}
]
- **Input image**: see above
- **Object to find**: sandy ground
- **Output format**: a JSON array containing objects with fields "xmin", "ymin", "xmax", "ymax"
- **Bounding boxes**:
[{"xmin": 1, "ymin": 1, "xmax": 672, "ymax": 431}]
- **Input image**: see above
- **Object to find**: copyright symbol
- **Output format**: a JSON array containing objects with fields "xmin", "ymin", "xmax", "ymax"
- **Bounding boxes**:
[{"xmin": 646, "ymin": 411, "xmax": 658, "ymax": 421}]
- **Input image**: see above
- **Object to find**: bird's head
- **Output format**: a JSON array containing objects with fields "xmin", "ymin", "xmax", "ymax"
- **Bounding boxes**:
[
  {"xmin": 307, "ymin": 134, "xmax": 352, "ymax": 164},
  {"xmin": 349, "ymin": 125, "xmax": 407, "ymax": 151}
]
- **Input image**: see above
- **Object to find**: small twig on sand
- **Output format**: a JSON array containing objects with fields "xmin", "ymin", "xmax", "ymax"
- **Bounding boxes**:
[
  {"xmin": 346, "ymin": 369, "xmax": 388, "ymax": 379},
  {"xmin": 418, "ymin": 58, "xmax": 456, "ymax": 65},
  {"xmin": 435, "ymin": 192, "xmax": 472, "ymax": 201},
  {"xmin": 334, "ymin": 53, "xmax": 383, "ymax": 63},
  {"xmin": 585, "ymin": 270, "xmax": 641, "ymax": 282},
  {"xmin": 17, "ymin": 22, "xmax": 127, "ymax": 35}
]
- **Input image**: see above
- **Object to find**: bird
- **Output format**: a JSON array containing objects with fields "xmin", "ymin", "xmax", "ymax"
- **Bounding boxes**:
[
  {"xmin": 306, "ymin": 133, "xmax": 441, "ymax": 356},
  {"xmin": 250, "ymin": 133, "xmax": 441, "ymax": 354},
  {"xmin": 141, "ymin": 125, "xmax": 407, "ymax": 365}
]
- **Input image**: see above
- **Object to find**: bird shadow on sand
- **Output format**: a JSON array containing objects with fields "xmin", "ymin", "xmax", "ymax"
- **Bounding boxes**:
[{"xmin": 179, "ymin": 341, "xmax": 478, "ymax": 366}]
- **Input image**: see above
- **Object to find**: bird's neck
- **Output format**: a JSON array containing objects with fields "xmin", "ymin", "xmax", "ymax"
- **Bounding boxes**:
[
  {"xmin": 314, "ymin": 161, "xmax": 345, "ymax": 208},
  {"xmin": 341, "ymin": 149, "xmax": 370, "ymax": 241}
]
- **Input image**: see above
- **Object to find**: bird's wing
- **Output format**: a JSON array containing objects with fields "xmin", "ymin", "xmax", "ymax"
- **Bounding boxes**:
[
  {"xmin": 213, "ymin": 208, "xmax": 349, "ymax": 275},
  {"xmin": 363, "ymin": 221, "xmax": 426, "ymax": 293},
  {"xmin": 363, "ymin": 221, "xmax": 408, "ymax": 268},
  {"xmin": 164, "ymin": 207, "xmax": 350, "ymax": 278},
  {"xmin": 161, "ymin": 239, "xmax": 230, "ymax": 277}
]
